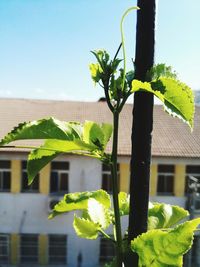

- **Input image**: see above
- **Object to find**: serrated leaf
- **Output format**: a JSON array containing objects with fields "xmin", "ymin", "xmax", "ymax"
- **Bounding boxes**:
[
  {"xmin": 73, "ymin": 215, "xmax": 99, "ymax": 239},
  {"xmin": 148, "ymin": 202, "xmax": 189, "ymax": 230},
  {"xmin": 101, "ymin": 123, "xmax": 113, "ymax": 146},
  {"xmin": 0, "ymin": 118, "xmax": 81, "ymax": 145},
  {"xmin": 131, "ymin": 218, "xmax": 200, "ymax": 267},
  {"xmin": 131, "ymin": 77, "xmax": 194, "ymax": 129},
  {"xmin": 83, "ymin": 121, "xmax": 112, "ymax": 149},
  {"xmin": 146, "ymin": 64, "xmax": 177, "ymax": 81},
  {"xmin": 88, "ymin": 199, "xmax": 111, "ymax": 229},
  {"xmin": 49, "ymin": 190, "xmax": 111, "ymax": 219},
  {"xmin": 118, "ymin": 192, "xmax": 129, "ymax": 216},
  {"xmin": 27, "ymin": 139, "xmax": 98, "ymax": 184},
  {"xmin": 0, "ymin": 118, "xmax": 112, "ymax": 184},
  {"xmin": 89, "ymin": 63, "xmax": 103, "ymax": 83},
  {"xmin": 27, "ymin": 148, "xmax": 60, "ymax": 184}
]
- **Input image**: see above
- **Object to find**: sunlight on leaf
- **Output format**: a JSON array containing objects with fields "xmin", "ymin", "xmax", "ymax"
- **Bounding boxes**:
[
  {"xmin": 132, "ymin": 218, "xmax": 200, "ymax": 267},
  {"xmin": 131, "ymin": 77, "xmax": 195, "ymax": 129},
  {"xmin": 88, "ymin": 199, "xmax": 111, "ymax": 229},
  {"xmin": 49, "ymin": 190, "xmax": 111, "ymax": 219},
  {"xmin": 73, "ymin": 215, "xmax": 99, "ymax": 239}
]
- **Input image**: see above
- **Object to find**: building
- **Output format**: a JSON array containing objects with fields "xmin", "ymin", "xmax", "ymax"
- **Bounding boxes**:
[
  {"xmin": 0, "ymin": 98, "xmax": 199, "ymax": 267},
  {"xmin": 195, "ymin": 90, "xmax": 200, "ymax": 106}
]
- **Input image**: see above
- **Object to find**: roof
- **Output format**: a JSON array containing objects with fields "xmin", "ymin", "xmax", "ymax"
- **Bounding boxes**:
[{"xmin": 0, "ymin": 98, "xmax": 199, "ymax": 158}]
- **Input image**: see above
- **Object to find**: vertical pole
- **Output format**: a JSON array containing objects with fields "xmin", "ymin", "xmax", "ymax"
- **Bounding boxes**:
[{"xmin": 127, "ymin": 0, "xmax": 156, "ymax": 265}]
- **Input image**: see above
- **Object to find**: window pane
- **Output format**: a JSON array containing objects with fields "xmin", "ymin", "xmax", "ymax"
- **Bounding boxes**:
[
  {"xmin": 22, "ymin": 172, "xmax": 29, "ymax": 191},
  {"xmin": 50, "ymin": 172, "xmax": 58, "ymax": 193},
  {"xmin": 22, "ymin": 161, "xmax": 27, "ymax": 169},
  {"xmin": 102, "ymin": 163, "xmax": 120, "ymax": 194},
  {"xmin": 0, "ymin": 235, "xmax": 9, "ymax": 263},
  {"xmin": 51, "ymin": 161, "xmax": 69, "ymax": 171},
  {"xmin": 0, "ymin": 161, "xmax": 10, "ymax": 169},
  {"xmin": 3, "ymin": 172, "xmax": 11, "ymax": 191},
  {"xmin": 102, "ymin": 173, "xmax": 112, "ymax": 193},
  {"xmin": 185, "ymin": 165, "xmax": 200, "ymax": 194},
  {"xmin": 31, "ymin": 175, "xmax": 39, "ymax": 191},
  {"xmin": 102, "ymin": 164, "xmax": 110, "ymax": 172},
  {"xmin": 166, "ymin": 176, "xmax": 174, "ymax": 193},
  {"xmin": 157, "ymin": 175, "xmax": 165, "ymax": 193},
  {"xmin": 0, "ymin": 160, "xmax": 11, "ymax": 191},
  {"xmin": 60, "ymin": 173, "xmax": 68, "ymax": 191},
  {"xmin": 186, "ymin": 165, "xmax": 200, "ymax": 174},
  {"xmin": 157, "ymin": 175, "xmax": 174, "ymax": 195},
  {"xmin": 20, "ymin": 235, "xmax": 38, "ymax": 264},
  {"xmin": 158, "ymin": 165, "xmax": 174, "ymax": 173},
  {"xmin": 21, "ymin": 160, "xmax": 39, "ymax": 192},
  {"xmin": 49, "ymin": 235, "xmax": 67, "ymax": 264},
  {"xmin": 191, "ymin": 236, "xmax": 200, "ymax": 266},
  {"xmin": 99, "ymin": 238, "xmax": 115, "ymax": 263},
  {"xmin": 102, "ymin": 163, "xmax": 119, "ymax": 172}
]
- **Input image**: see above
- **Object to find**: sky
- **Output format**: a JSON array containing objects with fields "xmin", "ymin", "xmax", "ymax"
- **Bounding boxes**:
[{"xmin": 0, "ymin": 0, "xmax": 200, "ymax": 102}]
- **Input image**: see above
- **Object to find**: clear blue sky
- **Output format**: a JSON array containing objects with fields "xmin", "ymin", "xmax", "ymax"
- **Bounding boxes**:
[{"xmin": 0, "ymin": 0, "xmax": 199, "ymax": 102}]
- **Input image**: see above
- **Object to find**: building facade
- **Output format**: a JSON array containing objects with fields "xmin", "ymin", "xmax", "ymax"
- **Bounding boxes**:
[{"xmin": 0, "ymin": 99, "xmax": 199, "ymax": 267}]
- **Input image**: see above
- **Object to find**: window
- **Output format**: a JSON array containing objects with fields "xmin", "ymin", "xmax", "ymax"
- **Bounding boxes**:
[
  {"xmin": 50, "ymin": 161, "xmax": 69, "ymax": 194},
  {"xmin": 157, "ymin": 165, "xmax": 174, "ymax": 195},
  {"xmin": 48, "ymin": 235, "xmax": 67, "ymax": 264},
  {"xmin": 21, "ymin": 161, "xmax": 39, "ymax": 192},
  {"xmin": 0, "ymin": 160, "xmax": 11, "ymax": 192},
  {"xmin": 191, "ymin": 235, "xmax": 200, "ymax": 266},
  {"xmin": 20, "ymin": 234, "xmax": 38, "ymax": 264},
  {"xmin": 102, "ymin": 163, "xmax": 119, "ymax": 194},
  {"xmin": 185, "ymin": 165, "xmax": 200, "ymax": 194},
  {"xmin": 99, "ymin": 237, "xmax": 115, "ymax": 264},
  {"xmin": 0, "ymin": 234, "xmax": 9, "ymax": 263}
]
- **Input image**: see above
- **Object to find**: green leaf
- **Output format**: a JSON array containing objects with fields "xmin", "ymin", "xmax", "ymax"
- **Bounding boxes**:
[
  {"xmin": 89, "ymin": 63, "xmax": 103, "ymax": 83},
  {"xmin": 49, "ymin": 190, "xmax": 111, "ymax": 219},
  {"xmin": 0, "ymin": 117, "xmax": 112, "ymax": 184},
  {"xmin": 131, "ymin": 218, "xmax": 200, "ymax": 267},
  {"xmin": 101, "ymin": 123, "xmax": 113, "ymax": 146},
  {"xmin": 83, "ymin": 121, "xmax": 112, "ymax": 149},
  {"xmin": 146, "ymin": 63, "xmax": 177, "ymax": 81},
  {"xmin": 0, "ymin": 118, "xmax": 81, "ymax": 145},
  {"xmin": 131, "ymin": 77, "xmax": 195, "ymax": 129},
  {"xmin": 27, "ymin": 139, "xmax": 99, "ymax": 184},
  {"xmin": 91, "ymin": 50, "xmax": 110, "ymax": 71},
  {"xmin": 27, "ymin": 148, "xmax": 60, "ymax": 184},
  {"xmin": 148, "ymin": 202, "xmax": 189, "ymax": 230},
  {"xmin": 73, "ymin": 215, "xmax": 99, "ymax": 239},
  {"xmin": 118, "ymin": 192, "xmax": 129, "ymax": 216},
  {"xmin": 87, "ymin": 199, "xmax": 111, "ymax": 229}
]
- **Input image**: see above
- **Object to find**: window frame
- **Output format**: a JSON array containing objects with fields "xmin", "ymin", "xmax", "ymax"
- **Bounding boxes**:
[
  {"xmin": 0, "ymin": 160, "xmax": 11, "ymax": 192},
  {"xmin": 101, "ymin": 163, "xmax": 120, "ymax": 194},
  {"xmin": 99, "ymin": 237, "xmax": 115, "ymax": 264},
  {"xmin": 0, "ymin": 234, "xmax": 10, "ymax": 264},
  {"xmin": 157, "ymin": 164, "xmax": 175, "ymax": 196},
  {"xmin": 50, "ymin": 161, "xmax": 69, "ymax": 194},
  {"xmin": 21, "ymin": 161, "xmax": 39, "ymax": 193},
  {"xmin": 185, "ymin": 165, "xmax": 200, "ymax": 194},
  {"xmin": 48, "ymin": 234, "xmax": 67, "ymax": 265},
  {"xmin": 20, "ymin": 234, "xmax": 38, "ymax": 264}
]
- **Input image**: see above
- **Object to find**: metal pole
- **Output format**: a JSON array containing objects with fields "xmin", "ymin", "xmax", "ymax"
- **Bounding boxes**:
[{"xmin": 126, "ymin": 0, "xmax": 156, "ymax": 265}]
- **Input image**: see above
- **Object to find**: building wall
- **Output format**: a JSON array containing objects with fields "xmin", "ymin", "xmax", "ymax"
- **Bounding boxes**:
[{"xmin": 0, "ymin": 153, "xmax": 199, "ymax": 267}]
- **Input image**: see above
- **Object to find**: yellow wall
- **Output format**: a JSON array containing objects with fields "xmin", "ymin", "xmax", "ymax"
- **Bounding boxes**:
[
  {"xmin": 174, "ymin": 164, "xmax": 186, "ymax": 197},
  {"xmin": 120, "ymin": 163, "xmax": 129, "ymax": 193},
  {"xmin": 150, "ymin": 164, "xmax": 158, "ymax": 196},
  {"xmin": 40, "ymin": 164, "xmax": 50, "ymax": 195},
  {"xmin": 11, "ymin": 160, "xmax": 21, "ymax": 193},
  {"xmin": 39, "ymin": 234, "xmax": 48, "ymax": 265},
  {"xmin": 10, "ymin": 234, "xmax": 19, "ymax": 265}
]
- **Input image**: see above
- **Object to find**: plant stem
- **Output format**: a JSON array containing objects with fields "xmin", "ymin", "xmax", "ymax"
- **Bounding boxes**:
[
  {"xmin": 111, "ymin": 111, "xmax": 123, "ymax": 267},
  {"xmin": 99, "ymin": 229, "xmax": 115, "ymax": 243}
]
